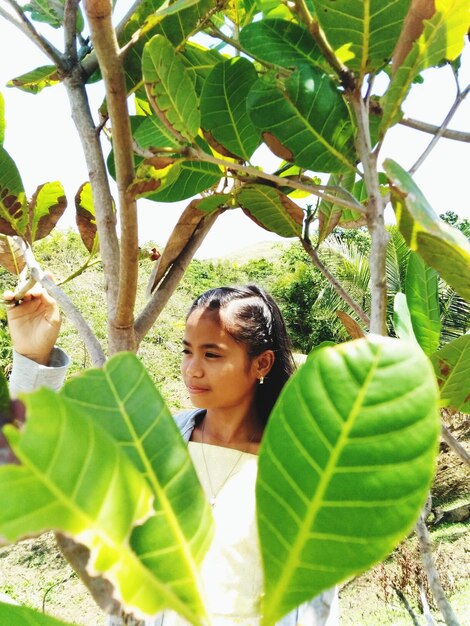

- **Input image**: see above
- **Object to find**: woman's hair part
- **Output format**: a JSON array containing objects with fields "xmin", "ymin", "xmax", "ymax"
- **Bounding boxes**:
[{"xmin": 188, "ymin": 284, "xmax": 295, "ymax": 421}]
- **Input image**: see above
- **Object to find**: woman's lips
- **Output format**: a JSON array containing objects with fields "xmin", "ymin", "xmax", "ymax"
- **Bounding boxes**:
[{"xmin": 187, "ymin": 385, "xmax": 209, "ymax": 394}]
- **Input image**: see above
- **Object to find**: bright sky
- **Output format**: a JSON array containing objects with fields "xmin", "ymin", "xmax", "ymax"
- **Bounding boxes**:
[{"xmin": 0, "ymin": 15, "xmax": 468, "ymax": 260}]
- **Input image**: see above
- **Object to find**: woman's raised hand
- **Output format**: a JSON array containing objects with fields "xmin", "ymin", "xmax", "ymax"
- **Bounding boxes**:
[{"xmin": 4, "ymin": 284, "xmax": 61, "ymax": 365}]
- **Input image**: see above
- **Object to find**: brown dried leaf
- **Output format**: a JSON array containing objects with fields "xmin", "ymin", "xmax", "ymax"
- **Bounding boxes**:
[
  {"xmin": 202, "ymin": 129, "xmax": 240, "ymax": 160},
  {"xmin": 148, "ymin": 199, "xmax": 206, "ymax": 294},
  {"xmin": 262, "ymin": 132, "xmax": 294, "ymax": 161},
  {"xmin": 336, "ymin": 311, "xmax": 366, "ymax": 339},
  {"xmin": 28, "ymin": 183, "xmax": 67, "ymax": 243},
  {"xmin": 0, "ymin": 235, "xmax": 26, "ymax": 275},
  {"xmin": 392, "ymin": 0, "xmax": 436, "ymax": 72},
  {"xmin": 75, "ymin": 183, "xmax": 97, "ymax": 254}
]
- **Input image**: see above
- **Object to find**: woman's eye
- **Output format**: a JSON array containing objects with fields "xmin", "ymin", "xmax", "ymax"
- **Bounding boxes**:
[
  {"xmin": 182, "ymin": 348, "xmax": 191, "ymax": 355},
  {"xmin": 205, "ymin": 352, "xmax": 220, "ymax": 359}
]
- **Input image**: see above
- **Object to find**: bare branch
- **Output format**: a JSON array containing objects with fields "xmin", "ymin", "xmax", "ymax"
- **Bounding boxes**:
[
  {"xmin": 2, "ymin": 0, "xmax": 64, "ymax": 67},
  {"xmin": 441, "ymin": 424, "xmax": 470, "ymax": 467},
  {"xmin": 186, "ymin": 147, "xmax": 365, "ymax": 213},
  {"xmin": 409, "ymin": 84, "xmax": 470, "ymax": 174},
  {"xmin": 134, "ymin": 210, "xmax": 221, "ymax": 344},
  {"xmin": 399, "ymin": 117, "xmax": 470, "ymax": 143},
  {"xmin": 415, "ymin": 496, "xmax": 462, "ymax": 626},
  {"xmin": 62, "ymin": 70, "xmax": 121, "ymax": 324},
  {"xmin": 63, "ymin": 0, "xmax": 79, "ymax": 61},
  {"xmin": 85, "ymin": 0, "xmax": 139, "ymax": 352},
  {"xmin": 301, "ymin": 237, "xmax": 371, "ymax": 328},
  {"xmin": 16, "ymin": 238, "xmax": 106, "ymax": 367},
  {"xmin": 350, "ymin": 90, "xmax": 389, "ymax": 335}
]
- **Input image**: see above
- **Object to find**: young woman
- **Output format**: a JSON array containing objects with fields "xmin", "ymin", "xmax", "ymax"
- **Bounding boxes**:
[{"xmin": 5, "ymin": 284, "xmax": 338, "ymax": 626}]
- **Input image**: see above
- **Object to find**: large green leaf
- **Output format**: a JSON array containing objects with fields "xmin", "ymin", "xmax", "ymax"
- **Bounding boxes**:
[
  {"xmin": 7, "ymin": 65, "xmax": 61, "ymax": 94},
  {"xmin": 257, "ymin": 335, "xmax": 439, "ymax": 625},
  {"xmin": 237, "ymin": 184, "xmax": 303, "ymax": 237},
  {"xmin": 405, "ymin": 252, "xmax": 441, "ymax": 356},
  {"xmin": 384, "ymin": 159, "xmax": 470, "ymax": 302},
  {"xmin": 181, "ymin": 43, "xmax": 225, "ymax": 96},
  {"xmin": 311, "ymin": 0, "xmax": 411, "ymax": 75},
  {"xmin": 239, "ymin": 19, "xmax": 324, "ymax": 70},
  {"xmin": 143, "ymin": 35, "xmax": 200, "ymax": 142},
  {"xmin": 23, "ymin": 0, "xmax": 84, "ymax": 31},
  {"xmin": 27, "ymin": 182, "xmax": 67, "ymax": 243},
  {"xmin": 431, "ymin": 334, "xmax": 470, "ymax": 413},
  {"xmin": 0, "ymin": 147, "xmax": 27, "ymax": 237},
  {"xmin": 200, "ymin": 57, "xmax": 260, "ymax": 160},
  {"xmin": 247, "ymin": 67, "xmax": 356, "ymax": 173},
  {"xmin": 62, "ymin": 353, "xmax": 213, "ymax": 620},
  {"xmin": 380, "ymin": 0, "xmax": 468, "ymax": 133},
  {"xmin": 393, "ymin": 292, "xmax": 418, "ymax": 343},
  {"xmin": 0, "ymin": 389, "xmax": 164, "ymax": 617},
  {"xmin": 0, "ymin": 602, "xmax": 73, "ymax": 626},
  {"xmin": 134, "ymin": 115, "xmax": 183, "ymax": 152}
]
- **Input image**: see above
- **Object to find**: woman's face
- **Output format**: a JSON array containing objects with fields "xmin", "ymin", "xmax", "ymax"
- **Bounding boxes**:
[{"xmin": 181, "ymin": 307, "xmax": 261, "ymax": 414}]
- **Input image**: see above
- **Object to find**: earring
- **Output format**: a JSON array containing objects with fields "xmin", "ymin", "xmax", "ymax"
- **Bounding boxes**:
[{"xmin": 259, "ymin": 376, "xmax": 264, "ymax": 385}]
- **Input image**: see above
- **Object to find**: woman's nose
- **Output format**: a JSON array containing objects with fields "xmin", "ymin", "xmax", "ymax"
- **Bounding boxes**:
[{"xmin": 185, "ymin": 357, "xmax": 203, "ymax": 377}]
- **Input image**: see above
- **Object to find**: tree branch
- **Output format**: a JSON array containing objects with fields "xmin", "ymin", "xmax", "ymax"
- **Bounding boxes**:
[
  {"xmin": 350, "ymin": 90, "xmax": 389, "ymax": 335},
  {"xmin": 186, "ymin": 147, "xmax": 365, "ymax": 214},
  {"xmin": 415, "ymin": 496, "xmax": 461, "ymax": 626},
  {"xmin": 62, "ymin": 70, "xmax": 121, "ymax": 328},
  {"xmin": 15, "ymin": 238, "xmax": 106, "ymax": 367},
  {"xmin": 2, "ymin": 0, "xmax": 64, "ymax": 67},
  {"xmin": 134, "ymin": 210, "xmax": 221, "ymax": 344},
  {"xmin": 441, "ymin": 424, "xmax": 470, "ymax": 467},
  {"xmin": 85, "ymin": 0, "xmax": 139, "ymax": 353},
  {"xmin": 63, "ymin": 0, "xmax": 79, "ymax": 61},
  {"xmin": 409, "ymin": 84, "xmax": 470, "ymax": 174},
  {"xmin": 301, "ymin": 237, "xmax": 371, "ymax": 328},
  {"xmin": 399, "ymin": 117, "xmax": 470, "ymax": 143}
]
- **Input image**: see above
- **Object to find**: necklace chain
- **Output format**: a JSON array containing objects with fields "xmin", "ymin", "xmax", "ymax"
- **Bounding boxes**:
[{"xmin": 201, "ymin": 419, "xmax": 257, "ymax": 507}]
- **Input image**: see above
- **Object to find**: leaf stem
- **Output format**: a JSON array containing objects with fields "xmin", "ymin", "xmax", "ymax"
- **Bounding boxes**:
[
  {"xmin": 187, "ymin": 147, "xmax": 366, "ymax": 214},
  {"xmin": 409, "ymin": 83, "xmax": 470, "ymax": 174}
]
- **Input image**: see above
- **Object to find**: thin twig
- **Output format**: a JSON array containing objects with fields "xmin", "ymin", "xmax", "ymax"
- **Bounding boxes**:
[
  {"xmin": 409, "ymin": 84, "xmax": 470, "ymax": 174},
  {"xmin": 134, "ymin": 210, "xmax": 221, "ymax": 344},
  {"xmin": 415, "ymin": 496, "xmax": 461, "ymax": 626},
  {"xmin": 441, "ymin": 424, "xmax": 470, "ymax": 467},
  {"xmin": 392, "ymin": 586, "xmax": 422, "ymax": 626},
  {"xmin": 301, "ymin": 237, "xmax": 371, "ymax": 328},
  {"xmin": 399, "ymin": 118, "xmax": 470, "ymax": 143},
  {"xmin": 186, "ymin": 147, "xmax": 365, "ymax": 213},
  {"xmin": 3, "ymin": 0, "xmax": 64, "ymax": 67}
]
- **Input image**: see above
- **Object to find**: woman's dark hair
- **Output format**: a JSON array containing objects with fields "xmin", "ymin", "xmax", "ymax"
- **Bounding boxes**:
[{"xmin": 188, "ymin": 284, "xmax": 295, "ymax": 422}]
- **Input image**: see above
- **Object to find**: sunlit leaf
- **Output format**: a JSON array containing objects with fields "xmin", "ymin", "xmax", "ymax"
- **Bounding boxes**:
[
  {"xmin": 0, "ymin": 148, "xmax": 27, "ymax": 237},
  {"xmin": 0, "ymin": 602, "xmax": 73, "ymax": 626},
  {"xmin": 181, "ymin": 43, "xmax": 225, "ymax": 96},
  {"xmin": 381, "ymin": 0, "xmax": 468, "ymax": 133},
  {"xmin": 75, "ymin": 182, "xmax": 99, "ymax": 254},
  {"xmin": 384, "ymin": 159, "xmax": 470, "ymax": 302},
  {"xmin": 336, "ymin": 310, "xmax": 365, "ymax": 339},
  {"xmin": 143, "ymin": 35, "xmax": 200, "ymax": 142},
  {"xmin": 0, "ymin": 235, "xmax": 26, "ymax": 276},
  {"xmin": 431, "ymin": 335, "xmax": 470, "ymax": 413},
  {"xmin": 62, "ymin": 353, "xmax": 213, "ymax": 622},
  {"xmin": 247, "ymin": 68, "xmax": 356, "ymax": 173},
  {"xmin": 392, "ymin": 0, "xmax": 436, "ymax": 70},
  {"xmin": 201, "ymin": 57, "xmax": 260, "ymax": 160},
  {"xmin": 28, "ymin": 182, "xmax": 67, "ymax": 243},
  {"xmin": 258, "ymin": 336, "xmax": 440, "ymax": 625},
  {"xmin": 7, "ymin": 65, "xmax": 61, "ymax": 94},
  {"xmin": 393, "ymin": 292, "xmax": 418, "ymax": 343},
  {"xmin": 405, "ymin": 252, "xmax": 440, "ymax": 356},
  {"xmin": 239, "ymin": 19, "xmax": 324, "ymax": 70},
  {"xmin": 237, "ymin": 184, "xmax": 303, "ymax": 238},
  {"xmin": 311, "ymin": 0, "xmax": 411, "ymax": 76}
]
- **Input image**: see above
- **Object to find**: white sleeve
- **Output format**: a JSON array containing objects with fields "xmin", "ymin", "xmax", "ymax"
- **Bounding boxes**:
[{"xmin": 9, "ymin": 347, "xmax": 71, "ymax": 398}]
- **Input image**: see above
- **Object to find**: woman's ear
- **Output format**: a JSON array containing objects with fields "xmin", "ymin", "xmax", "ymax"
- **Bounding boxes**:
[{"xmin": 255, "ymin": 350, "xmax": 275, "ymax": 379}]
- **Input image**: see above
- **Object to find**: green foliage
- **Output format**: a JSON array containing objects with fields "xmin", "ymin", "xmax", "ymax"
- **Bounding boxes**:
[
  {"xmin": 0, "ymin": 602, "xmax": 73, "ymax": 626},
  {"xmin": 258, "ymin": 336, "xmax": 440, "ymax": 625}
]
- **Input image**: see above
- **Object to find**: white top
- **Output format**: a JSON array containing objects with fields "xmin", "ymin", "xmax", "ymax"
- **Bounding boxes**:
[{"xmin": 160, "ymin": 442, "xmax": 262, "ymax": 626}]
